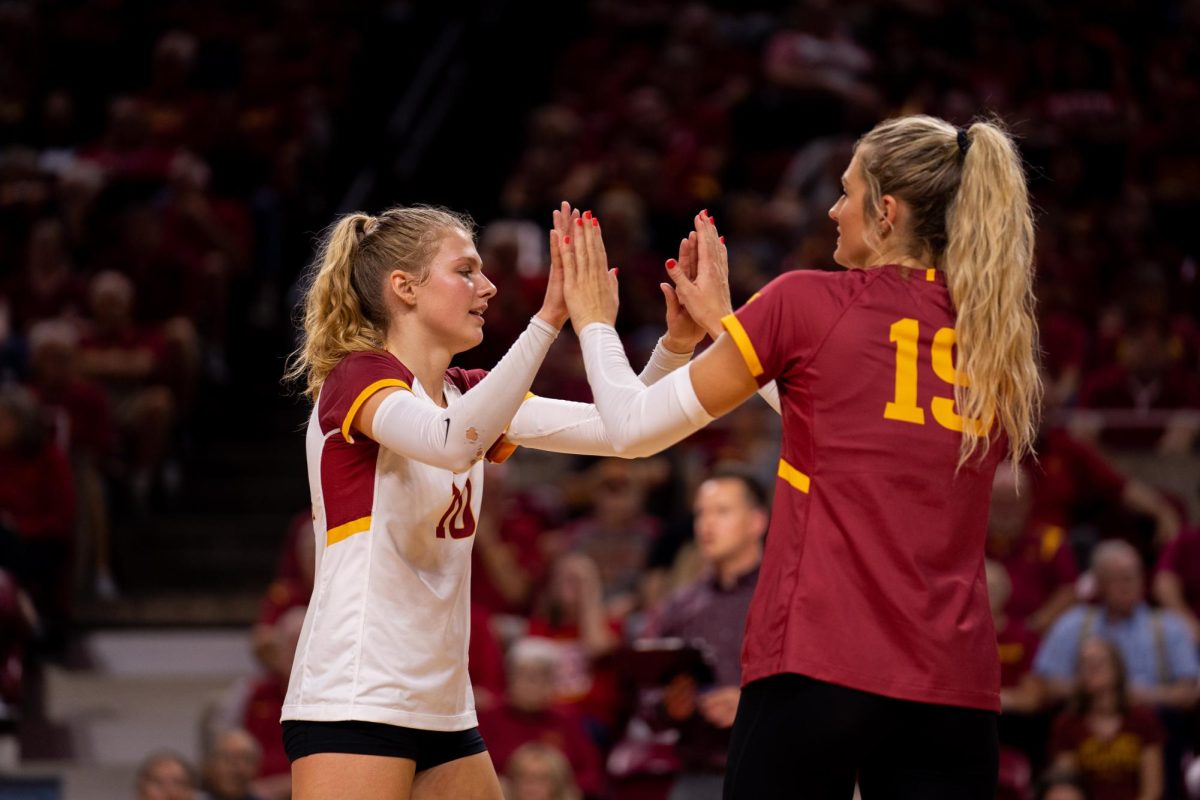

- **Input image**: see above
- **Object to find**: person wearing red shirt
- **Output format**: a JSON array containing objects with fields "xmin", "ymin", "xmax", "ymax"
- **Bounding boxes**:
[
  {"xmin": 0, "ymin": 386, "xmax": 76, "ymax": 638},
  {"xmin": 987, "ymin": 462, "xmax": 1079, "ymax": 634},
  {"xmin": 1049, "ymin": 638, "xmax": 1164, "ymax": 800},
  {"xmin": 560, "ymin": 114, "xmax": 1042, "ymax": 798},
  {"xmin": 1152, "ymin": 528, "xmax": 1200, "ymax": 644},
  {"xmin": 476, "ymin": 637, "xmax": 605, "ymax": 799}
]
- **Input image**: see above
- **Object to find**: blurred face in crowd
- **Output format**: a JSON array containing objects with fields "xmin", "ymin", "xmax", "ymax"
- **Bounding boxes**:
[
  {"xmin": 1095, "ymin": 546, "xmax": 1144, "ymax": 618},
  {"xmin": 592, "ymin": 460, "xmax": 645, "ymax": 526},
  {"xmin": 137, "ymin": 755, "xmax": 194, "ymax": 800},
  {"xmin": 985, "ymin": 560, "xmax": 1011, "ymax": 619},
  {"xmin": 987, "ymin": 464, "xmax": 1031, "ymax": 543},
  {"xmin": 693, "ymin": 478, "xmax": 767, "ymax": 568},
  {"xmin": 31, "ymin": 336, "xmax": 75, "ymax": 389},
  {"xmin": 506, "ymin": 748, "xmax": 566, "ymax": 800},
  {"xmin": 508, "ymin": 656, "xmax": 558, "ymax": 713},
  {"xmin": 204, "ymin": 729, "xmax": 260, "ymax": 800},
  {"xmin": 829, "ymin": 152, "xmax": 873, "ymax": 269},
  {"xmin": 1078, "ymin": 638, "xmax": 1121, "ymax": 698},
  {"xmin": 407, "ymin": 228, "xmax": 495, "ymax": 354},
  {"xmin": 1044, "ymin": 786, "xmax": 1087, "ymax": 800},
  {"xmin": 89, "ymin": 272, "xmax": 135, "ymax": 329}
]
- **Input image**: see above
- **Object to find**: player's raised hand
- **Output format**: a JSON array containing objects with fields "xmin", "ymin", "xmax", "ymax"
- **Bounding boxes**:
[
  {"xmin": 561, "ymin": 208, "xmax": 618, "ymax": 332},
  {"xmin": 540, "ymin": 201, "xmax": 580, "ymax": 329},
  {"xmin": 666, "ymin": 212, "xmax": 732, "ymax": 339},
  {"xmin": 660, "ymin": 233, "xmax": 705, "ymax": 352}
]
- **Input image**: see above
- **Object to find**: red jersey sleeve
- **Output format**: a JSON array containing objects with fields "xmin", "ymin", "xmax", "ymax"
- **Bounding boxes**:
[
  {"xmin": 720, "ymin": 270, "xmax": 864, "ymax": 386},
  {"xmin": 316, "ymin": 351, "xmax": 414, "ymax": 442},
  {"xmin": 444, "ymin": 367, "xmax": 488, "ymax": 393}
]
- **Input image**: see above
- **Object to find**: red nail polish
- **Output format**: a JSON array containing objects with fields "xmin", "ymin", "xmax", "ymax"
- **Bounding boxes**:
[
  {"xmin": 666, "ymin": 259, "xmax": 677, "ymax": 269},
  {"xmin": 583, "ymin": 210, "xmax": 592, "ymax": 220},
  {"xmin": 701, "ymin": 208, "xmax": 708, "ymax": 217},
  {"xmin": 719, "ymin": 236, "xmax": 726, "ymax": 244},
  {"xmin": 613, "ymin": 268, "xmax": 619, "ymax": 277},
  {"xmin": 576, "ymin": 218, "xmax": 583, "ymax": 227},
  {"xmin": 563, "ymin": 235, "xmax": 571, "ymax": 245},
  {"xmin": 591, "ymin": 218, "xmax": 599, "ymax": 227},
  {"xmin": 709, "ymin": 216, "xmax": 715, "ymax": 225}
]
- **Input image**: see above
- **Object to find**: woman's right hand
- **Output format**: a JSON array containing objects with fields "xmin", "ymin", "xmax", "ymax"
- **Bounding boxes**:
[{"xmin": 666, "ymin": 212, "xmax": 731, "ymax": 340}]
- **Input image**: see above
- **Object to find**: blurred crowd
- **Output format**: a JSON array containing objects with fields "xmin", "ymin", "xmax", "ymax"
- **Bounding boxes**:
[{"xmin": 0, "ymin": 0, "xmax": 1199, "ymax": 799}]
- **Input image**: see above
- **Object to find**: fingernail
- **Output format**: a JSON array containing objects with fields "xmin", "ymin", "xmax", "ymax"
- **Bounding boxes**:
[
  {"xmin": 666, "ymin": 258, "xmax": 677, "ymax": 270},
  {"xmin": 709, "ymin": 216, "xmax": 716, "ymax": 225},
  {"xmin": 591, "ymin": 218, "xmax": 599, "ymax": 227},
  {"xmin": 583, "ymin": 210, "xmax": 592, "ymax": 220},
  {"xmin": 613, "ymin": 268, "xmax": 619, "ymax": 277},
  {"xmin": 701, "ymin": 208, "xmax": 708, "ymax": 217},
  {"xmin": 719, "ymin": 235, "xmax": 726, "ymax": 244},
  {"xmin": 563, "ymin": 235, "xmax": 571, "ymax": 245},
  {"xmin": 575, "ymin": 218, "xmax": 583, "ymax": 227}
]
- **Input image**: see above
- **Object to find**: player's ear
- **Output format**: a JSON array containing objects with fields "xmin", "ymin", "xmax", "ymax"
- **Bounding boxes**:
[
  {"xmin": 389, "ymin": 269, "xmax": 418, "ymax": 307},
  {"xmin": 878, "ymin": 194, "xmax": 899, "ymax": 238}
]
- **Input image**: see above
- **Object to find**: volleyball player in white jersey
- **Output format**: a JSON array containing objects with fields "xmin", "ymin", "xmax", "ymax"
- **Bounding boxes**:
[{"xmin": 281, "ymin": 202, "xmax": 754, "ymax": 799}]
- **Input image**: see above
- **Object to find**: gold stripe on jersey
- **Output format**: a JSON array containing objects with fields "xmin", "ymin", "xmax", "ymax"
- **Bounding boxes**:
[
  {"xmin": 341, "ymin": 379, "xmax": 413, "ymax": 442},
  {"xmin": 925, "ymin": 268, "xmax": 937, "ymax": 282},
  {"xmin": 721, "ymin": 313, "xmax": 764, "ymax": 378},
  {"xmin": 777, "ymin": 458, "xmax": 810, "ymax": 494},
  {"xmin": 327, "ymin": 515, "xmax": 371, "ymax": 546}
]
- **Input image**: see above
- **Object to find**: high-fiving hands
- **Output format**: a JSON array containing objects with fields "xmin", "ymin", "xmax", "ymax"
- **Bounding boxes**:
[
  {"xmin": 665, "ymin": 211, "xmax": 732, "ymax": 340},
  {"xmin": 557, "ymin": 204, "xmax": 619, "ymax": 333}
]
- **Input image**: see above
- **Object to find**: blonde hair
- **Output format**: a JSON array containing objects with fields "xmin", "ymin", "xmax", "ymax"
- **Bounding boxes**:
[
  {"xmin": 285, "ymin": 205, "xmax": 475, "ymax": 397},
  {"xmin": 856, "ymin": 115, "xmax": 1041, "ymax": 466}
]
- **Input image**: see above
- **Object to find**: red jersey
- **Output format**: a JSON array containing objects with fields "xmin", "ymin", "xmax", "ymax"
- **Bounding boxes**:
[
  {"xmin": 1050, "ymin": 705, "xmax": 1164, "ymax": 800},
  {"xmin": 722, "ymin": 266, "xmax": 1004, "ymax": 711}
]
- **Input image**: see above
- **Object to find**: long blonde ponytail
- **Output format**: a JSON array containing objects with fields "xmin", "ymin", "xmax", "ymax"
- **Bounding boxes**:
[
  {"xmin": 285, "ymin": 205, "xmax": 475, "ymax": 397},
  {"xmin": 945, "ymin": 121, "xmax": 1041, "ymax": 465},
  {"xmin": 857, "ymin": 115, "xmax": 1041, "ymax": 466}
]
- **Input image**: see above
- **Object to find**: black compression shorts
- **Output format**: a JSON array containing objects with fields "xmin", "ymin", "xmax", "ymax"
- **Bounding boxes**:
[{"xmin": 282, "ymin": 719, "xmax": 487, "ymax": 772}]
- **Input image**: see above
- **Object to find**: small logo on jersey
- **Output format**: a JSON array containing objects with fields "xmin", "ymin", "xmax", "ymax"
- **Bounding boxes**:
[
  {"xmin": 443, "ymin": 418, "xmax": 451, "ymax": 445},
  {"xmin": 436, "ymin": 479, "xmax": 476, "ymax": 539}
]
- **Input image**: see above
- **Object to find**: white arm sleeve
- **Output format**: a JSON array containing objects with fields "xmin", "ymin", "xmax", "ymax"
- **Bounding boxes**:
[
  {"xmin": 757, "ymin": 380, "xmax": 782, "ymax": 415},
  {"xmin": 506, "ymin": 337, "xmax": 695, "ymax": 457},
  {"xmin": 369, "ymin": 317, "xmax": 557, "ymax": 473},
  {"xmin": 577, "ymin": 323, "xmax": 714, "ymax": 456},
  {"xmin": 638, "ymin": 337, "xmax": 693, "ymax": 385}
]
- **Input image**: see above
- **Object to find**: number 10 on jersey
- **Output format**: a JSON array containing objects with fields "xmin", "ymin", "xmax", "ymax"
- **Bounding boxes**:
[{"xmin": 884, "ymin": 318, "xmax": 986, "ymax": 434}]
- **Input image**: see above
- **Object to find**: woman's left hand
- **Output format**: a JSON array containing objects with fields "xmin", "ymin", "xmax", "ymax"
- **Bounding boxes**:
[
  {"xmin": 560, "ymin": 208, "xmax": 618, "ymax": 331},
  {"xmin": 661, "ymin": 234, "xmax": 706, "ymax": 352}
]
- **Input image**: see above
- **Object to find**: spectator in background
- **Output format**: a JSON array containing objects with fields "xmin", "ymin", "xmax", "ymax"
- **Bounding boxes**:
[
  {"xmin": 528, "ymin": 553, "xmax": 621, "ymax": 741},
  {"xmin": 7, "ymin": 217, "xmax": 87, "ymax": 333},
  {"xmin": 26, "ymin": 318, "xmax": 116, "ymax": 597},
  {"xmin": 987, "ymin": 560, "xmax": 1041, "ymax": 714},
  {"xmin": 987, "ymin": 462, "xmax": 1079, "ymax": 634},
  {"xmin": 565, "ymin": 458, "xmax": 663, "ymax": 621},
  {"xmin": 1049, "ymin": 639, "xmax": 1164, "ymax": 800},
  {"xmin": 237, "ymin": 607, "xmax": 301, "ymax": 799},
  {"xmin": 502, "ymin": 741, "xmax": 583, "ymax": 800},
  {"xmin": 252, "ymin": 517, "xmax": 313, "ymax": 670},
  {"xmin": 477, "ymin": 637, "xmax": 605, "ymax": 799},
  {"xmin": 78, "ymin": 270, "xmax": 173, "ymax": 506},
  {"xmin": 1033, "ymin": 541, "xmax": 1199, "ymax": 709},
  {"xmin": 1029, "ymin": 427, "xmax": 1182, "ymax": 546},
  {"xmin": 1036, "ymin": 770, "xmax": 1090, "ymax": 800},
  {"xmin": 635, "ymin": 468, "xmax": 767, "ymax": 800},
  {"xmin": 135, "ymin": 749, "xmax": 197, "ymax": 800},
  {"xmin": 0, "ymin": 385, "xmax": 76, "ymax": 643},
  {"xmin": 199, "ymin": 728, "xmax": 263, "ymax": 800},
  {"xmin": 1152, "ymin": 527, "xmax": 1200, "ymax": 645}
]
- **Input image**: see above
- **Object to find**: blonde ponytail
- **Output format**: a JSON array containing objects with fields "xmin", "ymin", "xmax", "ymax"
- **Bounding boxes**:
[
  {"xmin": 945, "ymin": 122, "xmax": 1041, "ymax": 465},
  {"xmin": 285, "ymin": 205, "xmax": 476, "ymax": 397},
  {"xmin": 856, "ymin": 115, "xmax": 1041, "ymax": 466}
]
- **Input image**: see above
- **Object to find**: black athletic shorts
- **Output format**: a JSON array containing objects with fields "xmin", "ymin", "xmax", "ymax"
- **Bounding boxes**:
[
  {"xmin": 724, "ymin": 673, "xmax": 998, "ymax": 800},
  {"xmin": 282, "ymin": 720, "xmax": 488, "ymax": 772}
]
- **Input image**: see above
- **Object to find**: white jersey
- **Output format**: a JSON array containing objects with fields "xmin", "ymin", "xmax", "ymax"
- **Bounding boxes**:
[{"xmin": 282, "ymin": 351, "xmax": 488, "ymax": 731}]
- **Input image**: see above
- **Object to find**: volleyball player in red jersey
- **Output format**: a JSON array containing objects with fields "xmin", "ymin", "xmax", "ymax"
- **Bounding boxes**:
[{"xmin": 559, "ymin": 115, "xmax": 1041, "ymax": 799}]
